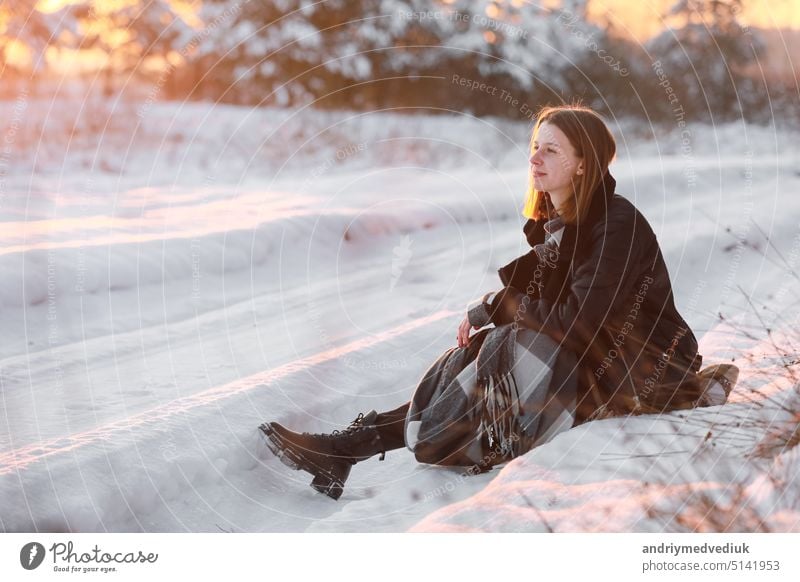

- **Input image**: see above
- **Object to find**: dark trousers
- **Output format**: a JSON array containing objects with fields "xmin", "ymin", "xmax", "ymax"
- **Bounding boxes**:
[{"xmin": 374, "ymin": 401, "xmax": 411, "ymax": 451}]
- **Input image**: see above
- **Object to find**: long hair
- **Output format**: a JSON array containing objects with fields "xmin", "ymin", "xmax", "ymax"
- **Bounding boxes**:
[{"xmin": 522, "ymin": 105, "xmax": 617, "ymax": 225}]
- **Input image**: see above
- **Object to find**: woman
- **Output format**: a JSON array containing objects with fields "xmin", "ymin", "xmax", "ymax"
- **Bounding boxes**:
[{"xmin": 259, "ymin": 105, "xmax": 737, "ymax": 500}]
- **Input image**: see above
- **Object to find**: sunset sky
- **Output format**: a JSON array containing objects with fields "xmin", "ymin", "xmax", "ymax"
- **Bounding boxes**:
[
  {"xmin": 33, "ymin": 0, "xmax": 800, "ymax": 38},
  {"xmin": 588, "ymin": 0, "xmax": 800, "ymax": 42},
  {"xmin": 7, "ymin": 0, "xmax": 800, "ymax": 73}
]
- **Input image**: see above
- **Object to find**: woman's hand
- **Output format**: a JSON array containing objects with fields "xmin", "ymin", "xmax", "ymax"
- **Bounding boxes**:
[{"xmin": 457, "ymin": 316, "xmax": 478, "ymax": 348}]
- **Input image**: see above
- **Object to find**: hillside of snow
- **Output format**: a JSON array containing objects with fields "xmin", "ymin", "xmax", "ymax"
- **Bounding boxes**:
[{"xmin": 1, "ymin": 101, "xmax": 799, "ymax": 532}]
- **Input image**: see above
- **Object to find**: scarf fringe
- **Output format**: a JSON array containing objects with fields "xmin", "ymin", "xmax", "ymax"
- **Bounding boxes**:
[{"xmin": 478, "ymin": 371, "xmax": 523, "ymax": 458}]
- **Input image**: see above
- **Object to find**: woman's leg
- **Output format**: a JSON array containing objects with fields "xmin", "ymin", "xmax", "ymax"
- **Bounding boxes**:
[
  {"xmin": 261, "ymin": 408, "xmax": 392, "ymax": 501},
  {"xmin": 511, "ymin": 329, "xmax": 578, "ymax": 452},
  {"xmin": 373, "ymin": 401, "xmax": 410, "ymax": 451}
]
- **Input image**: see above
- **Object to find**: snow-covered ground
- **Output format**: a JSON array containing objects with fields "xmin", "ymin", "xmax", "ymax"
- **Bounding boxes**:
[{"xmin": 1, "ymin": 101, "xmax": 799, "ymax": 532}]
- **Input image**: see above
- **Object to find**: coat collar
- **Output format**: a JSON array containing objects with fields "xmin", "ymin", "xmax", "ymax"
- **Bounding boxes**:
[
  {"xmin": 580, "ymin": 169, "xmax": 617, "ymax": 231},
  {"xmin": 554, "ymin": 170, "xmax": 617, "ymax": 259},
  {"xmin": 523, "ymin": 170, "xmax": 617, "ymax": 250},
  {"xmin": 523, "ymin": 170, "xmax": 617, "ymax": 261}
]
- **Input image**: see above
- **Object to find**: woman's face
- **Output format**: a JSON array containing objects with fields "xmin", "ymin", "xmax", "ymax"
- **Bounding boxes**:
[{"xmin": 529, "ymin": 121, "xmax": 583, "ymax": 211}]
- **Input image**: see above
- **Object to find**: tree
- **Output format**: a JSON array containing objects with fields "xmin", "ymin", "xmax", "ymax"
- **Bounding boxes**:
[
  {"xmin": 79, "ymin": 0, "xmax": 194, "ymax": 96},
  {"xmin": 645, "ymin": 0, "xmax": 766, "ymax": 121},
  {"xmin": 0, "ymin": 0, "xmax": 86, "ymax": 91},
  {"xmin": 192, "ymin": 0, "xmax": 612, "ymax": 115}
]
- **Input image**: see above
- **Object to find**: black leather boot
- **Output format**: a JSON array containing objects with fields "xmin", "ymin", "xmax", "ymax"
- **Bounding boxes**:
[{"xmin": 259, "ymin": 410, "xmax": 386, "ymax": 500}]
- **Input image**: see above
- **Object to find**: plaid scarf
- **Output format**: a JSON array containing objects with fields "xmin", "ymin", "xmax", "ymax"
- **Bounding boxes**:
[
  {"xmin": 475, "ymin": 214, "xmax": 567, "ymax": 455},
  {"xmin": 534, "ymin": 215, "xmax": 566, "ymax": 263}
]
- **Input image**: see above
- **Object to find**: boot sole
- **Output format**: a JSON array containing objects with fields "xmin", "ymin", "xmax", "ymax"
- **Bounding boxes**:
[
  {"xmin": 258, "ymin": 423, "xmax": 348, "ymax": 500},
  {"xmin": 258, "ymin": 422, "xmax": 306, "ymax": 471},
  {"xmin": 697, "ymin": 364, "xmax": 739, "ymax": 405}
]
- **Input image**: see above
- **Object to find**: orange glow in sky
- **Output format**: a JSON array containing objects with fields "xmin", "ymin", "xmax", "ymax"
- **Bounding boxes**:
[
  {"xmin": 588, "ymin": 0, "xmax": 800, "ymax": 44},
  {"xmin": 34, "ymin": 0, "xmax": 800, "ymax": 36},
  {"xmin": 37, "ymin": 0, "xmax": 200, "ymax": 21},
  {"xmin": 7, "ymin": 0, "xmax": 800, "ymax": 73}
]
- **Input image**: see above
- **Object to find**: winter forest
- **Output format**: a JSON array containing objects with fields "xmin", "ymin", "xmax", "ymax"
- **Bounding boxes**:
[{"xmin": 2, "ymin": 0, "xmax": 800, "ymax": 538}]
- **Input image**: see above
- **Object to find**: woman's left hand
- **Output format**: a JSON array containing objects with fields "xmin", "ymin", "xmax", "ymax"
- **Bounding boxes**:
[{"xmin": 457, "ymin": 316, "xmax": 478, "ymax": 348}]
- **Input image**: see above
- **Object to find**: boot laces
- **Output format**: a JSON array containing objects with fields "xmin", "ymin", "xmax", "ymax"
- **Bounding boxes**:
[
  {"xmin": 300, "ymin": 413, "xmax": 386, "ymax": 460},
  {"xmin": 300, "ymin": 413, "xmax": 369, "ymax": 439},
  {"xmin": 329, "ymin": 412, "xmax": 370, "ymax": 437}
]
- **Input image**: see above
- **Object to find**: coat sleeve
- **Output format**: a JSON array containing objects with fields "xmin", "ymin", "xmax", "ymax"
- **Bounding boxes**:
[
  {"xmin": 465, "ymin": 291, "xmax": 500, "ymax": 328},
  {"xmin": 487, "ymin": 209, "xmax": 646, "ymax": 354}
]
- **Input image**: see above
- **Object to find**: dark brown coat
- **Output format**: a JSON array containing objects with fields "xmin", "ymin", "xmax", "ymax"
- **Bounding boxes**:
[{"xmin": 487, "ymin": 171, "xmax": 704, "ymax": 424}]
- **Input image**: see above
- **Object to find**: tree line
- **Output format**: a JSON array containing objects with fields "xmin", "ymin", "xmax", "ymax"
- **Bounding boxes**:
[{"xmin": 1, "ymin": 0, "xmax": 795, "ymax": 124}]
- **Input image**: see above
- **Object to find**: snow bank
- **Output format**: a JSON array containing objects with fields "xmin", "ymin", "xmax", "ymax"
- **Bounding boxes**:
[
  {"xmin": 5, "ymin": 97, "xmax": 796, "ymax": 188},
  {"xmin": 0, "ymin": 98, "xmax": 532, "ymax": 186},
  {"xmin": 410, "ymin": 314, "xmax": 800, "ymax": 532}
]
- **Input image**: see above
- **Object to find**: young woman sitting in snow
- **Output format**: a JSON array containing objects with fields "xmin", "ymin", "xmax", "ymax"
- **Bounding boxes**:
[{"xmin": 259, "ymin": 104, "xmax": 737, "ymax": 500}]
